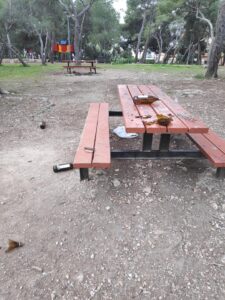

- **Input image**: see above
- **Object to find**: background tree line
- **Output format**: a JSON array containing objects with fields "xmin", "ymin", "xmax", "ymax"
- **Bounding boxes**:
[{"xmin": 0, "ymin": 0, "xmax": 225, "ymax": 78}]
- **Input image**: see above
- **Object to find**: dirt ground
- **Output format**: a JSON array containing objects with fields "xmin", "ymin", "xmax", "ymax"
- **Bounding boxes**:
[{"xmin": 0, "ymin": 67, "xmax": 225, "ymax": 300}]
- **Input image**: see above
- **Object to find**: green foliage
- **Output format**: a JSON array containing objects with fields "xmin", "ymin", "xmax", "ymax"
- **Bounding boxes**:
[
  {"xmin": 87, "ymin": 0, "xmax": 120, "ymax": 51},
  {"xmin": 194, "ymin": 73, "xmax": 205, "ymax": 79}
]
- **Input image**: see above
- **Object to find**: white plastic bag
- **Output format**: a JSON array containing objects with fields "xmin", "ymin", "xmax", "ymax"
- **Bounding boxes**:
[{"xmin": 113, "ymin": 126, "xmax": 138, "ymax": 139}]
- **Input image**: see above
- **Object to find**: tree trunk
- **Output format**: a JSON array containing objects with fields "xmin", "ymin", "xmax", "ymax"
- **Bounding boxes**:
[
  {"xmin": 171, "ymin": 44, "xmax": 181, "ymax": 64},
  {"xmin": 155, "ymin": 32, "xmax": 163, "ymax": 63},
  {"xmin": 163, "ymin": 46, "xmax": 173, "ymax": 64},
  {"xmin": 141, "ymin": 34, "xmax": 151, "ymax": 63},
  {"xmin": 44, "ymin": 32, "xmax": 49, "ymax": 63},
  {"xmin": 197, "ymin": 40, "xmax": 201, "ymax": 65},
  {"xmin": 0, "ymin": 43, "xmax": 6, "ymax": 65},
  {"xmin": 74, "ymin": 15, "xmax": 81, "ymax": 60},
  {"xmin": 38, "ymin": 33, "xmax": 47, "ymax": 65},
  {"xmin": 8, "ymin": 45, "xmax": 28, "ymax": 66},
  {"xmin": 78, "ymin": 13, "xmax": 86, "ymax": 57},
  {"xmin": 205, "ymin": 1, "xmax": 225, "ymax": 78},
  {"xmin": 135, "ymin": 11, "xmax": 147, "ymax": 62},
  {"xmin": 50, "ymin": 32, "xmax": 55, "ymax": 63},
  {"xmin": 186, "ymin": 43, "xmax": 193, "ymax": 64},
  {"xmin": 205, "ymin": 40, "xmax": 220, "ymax": 78},
  {"xmin": 6, "ymin": 33, "xmax": 13, "ymax": 59},
  {"xmin": 222, "ymin": 51, "xmax": 225, "ymax": 65}
]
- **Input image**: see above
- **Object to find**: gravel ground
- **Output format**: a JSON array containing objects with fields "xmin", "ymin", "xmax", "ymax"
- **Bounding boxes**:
[{"xmin": 0, "ymin": 67, "xmax": 225, "ymax": 300}]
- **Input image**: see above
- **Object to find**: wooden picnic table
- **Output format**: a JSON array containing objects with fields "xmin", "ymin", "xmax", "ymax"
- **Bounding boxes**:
[
  {"xmin": 62, "ymin": 59, "xmax": 96, "ymax": 68},
  {"xmin": 62, "ymin": 60, "xmax": 97, "ymax": 74},
  {"xmin": 72, "ymin": 84, "xmax": 225, "ymax": 180}
]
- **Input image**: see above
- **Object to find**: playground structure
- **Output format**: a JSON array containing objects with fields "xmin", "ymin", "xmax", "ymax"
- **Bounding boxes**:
[{"xmin": 52, "ymin": 39, "xmax": 74, "ymax": 61}]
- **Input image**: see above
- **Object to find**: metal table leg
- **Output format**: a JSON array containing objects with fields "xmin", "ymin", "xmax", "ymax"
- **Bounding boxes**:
[
  {"xmin": 216, "ymin": 168, "xmax": 225, "ymax": 178},
  {"xmin": 159, "ymin": 134, "xmax": 171, "ymax": 151},
  {"xmin": 80, "ymin": 168, "xmax": 89, "ymax": 181},
  {"xmin": 143, "ymin": 133, "xmax": 153, "ymax": 151}
]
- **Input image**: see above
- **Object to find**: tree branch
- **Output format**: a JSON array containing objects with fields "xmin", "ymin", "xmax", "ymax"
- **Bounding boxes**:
[
  {"xmin": 196, "ymin": 8, "xmax": 214, "ymax": 39},
  {"xmin": 78, "ymin": 0, "xmax": 94, "ymax": 17}
]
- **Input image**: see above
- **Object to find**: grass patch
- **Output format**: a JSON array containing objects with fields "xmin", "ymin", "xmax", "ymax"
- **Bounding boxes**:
[
  {"xmin": 194, "ymin": 73, "xmax": 205, "ymax": 80},
  {"xmin": 2, "ymin": 62, "xmax": 224, "ymax": 80},
  {"xmin": 0, "ymin": 63, "xmax": 62, "ymax": 80},
  {"xmin": 98, "ymin": 63, "xmax": 203, "ymax": 74}
]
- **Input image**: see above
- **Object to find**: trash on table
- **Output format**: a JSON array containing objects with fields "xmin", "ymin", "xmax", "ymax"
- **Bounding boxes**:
[
  {"xmin": 157, "ymin": 114, "xmax": 173, "ymax": 126},
  {"xmin": 84, "ymin": 147, "xmax": 95, "ymax": 152},
  {"xmin": 133, "ymin": 94, "xmax": 159, "ymax": 105},
  {"xmin": 135, "ymin": 114, "xmax": 152, "ymax": 119},
  {"xmin": 143, "ymin": 114, "xmax": 173, "ymax": 127},
  {"xmin": 113, "ymin": 126, "xmax": 138, "ymax": 139},
  {"xmin": 5, "ymin": 240, "xmax": 24, "ymax": 253}
]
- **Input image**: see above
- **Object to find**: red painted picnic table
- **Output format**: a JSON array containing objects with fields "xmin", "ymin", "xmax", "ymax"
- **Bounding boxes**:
[
  {"xmin": 72, "ymin": 84, "xmax": 225, "ymax": 181},
  {"xmin": 118, "ymin": 84, "xmax": 209, "ymax": 134}
]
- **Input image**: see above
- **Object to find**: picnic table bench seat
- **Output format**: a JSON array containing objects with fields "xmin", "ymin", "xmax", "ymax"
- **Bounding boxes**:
[
  {"xmin": 73, "ymin": 103, "xmax": 111, "ymax": 180},
  {"xmin": 63, "ymin": 65, "xmax": 97, "ymax": 74},
  {"xmin": 188, "ymin": 130, "xmax": 225, "ymax": 177}
]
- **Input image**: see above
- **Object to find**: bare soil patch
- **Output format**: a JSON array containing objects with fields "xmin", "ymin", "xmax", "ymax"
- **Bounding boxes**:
[{"xmin": 0, "ymin": 67, "xmax": 225, "ymax": 299}]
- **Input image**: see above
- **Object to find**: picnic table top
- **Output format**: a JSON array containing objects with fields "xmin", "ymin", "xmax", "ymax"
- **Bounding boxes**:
[
  {"xmin": 62, "ymin": 60, "xmax": 96, "ymax": 63},
  {"xmin": 118, "ymin": 84, "xmax": 209, "ymax": 134}
]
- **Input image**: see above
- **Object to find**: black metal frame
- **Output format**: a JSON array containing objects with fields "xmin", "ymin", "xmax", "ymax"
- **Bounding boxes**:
[
  {"xmin": 80, "ymin": 168, "xmax": 89, "ymax": 181},
  {"xmin": 216, "ymin": 168, "xmax": 225, "ymax": 178},
  {"xmin": 111, "ymin": 150, "xmax": 204, "ymax": 159},
  {"xmin": 78, "ymin": 111, "xmax": 225, "ymax": 180}
]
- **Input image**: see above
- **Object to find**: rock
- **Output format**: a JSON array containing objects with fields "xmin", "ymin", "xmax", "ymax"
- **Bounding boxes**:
[
  {"xmin": 2, "ymin": 90, "xmax": 10, "ymax": 95},
  {"xmin": 211, "ymin": 202, "xmax": 218, "ymax": 210},
  {"xmin": 143, "ymin": 187, "xmax": 151, "ymax": 195},
  {"xmin": 76, "ymin": 272, "xmax": 84, "ymax": 283},
  {"xmin": 221, "ymin": 255, "xmax": 225, "ymax": 264},
  {"xmin": 180, "ymin": 166, "xmax": 188, "ymax": 172},
  {"xmin": 222, "ymin": 203, "xmax": 225, "ymax": 212},
  {"xmin": 220, "ymin": 213, "xmax": 225, "ymax": 220},
  {"xmin": 112, "ymin": 179, "xmax": 120, "ymax": 187},
  {"xmin": 105, "ymin": 206, "xmax": 111, "ymax": 211},
  {"xmin": 31, "ymin": 266, "xmax": 43, "ymax": 273},
  {"xmin": 96, "ymin": 170, "xmax": 105, "ymax": 176},
  {"xmin": 51, "ymin": 291, "xmax": 57, "ymax": 300}
]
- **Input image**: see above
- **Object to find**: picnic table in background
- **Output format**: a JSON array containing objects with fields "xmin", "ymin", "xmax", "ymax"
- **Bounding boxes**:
[{"xmin": 62, "ymin": 60, "xmax": 97, "ymax": 74}]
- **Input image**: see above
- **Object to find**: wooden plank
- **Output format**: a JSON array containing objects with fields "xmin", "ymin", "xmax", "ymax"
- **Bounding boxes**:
[
  {"xmin": 118, "ymin": 85, "xmax": 145, "ymax": 133},
  {"xmin": 148, "ymin": 84, "xmax": 209, "ymax": 133},
  {"xmin": 64, "ymin": 66, "xmax": 92, "ymax": 68},
  {"xmin": 73, "ymin": 103, "xmax": 100, "ymax": 168},
  {"xmin": 138, "ymin": 85, "xmax": 188, "ymax": 133},
  {"xmin": 203, "ymin": 130, "xmax": 225, "ymax": 155},
  {"xmin": 127, "ymin": 85, "xmax": 166, "ymax": 133},
  {"xmin": 188, "ymin": 133, "xmax": 225, "ymax": 167},
  {"xmin": 92, "ymin": 103, "xmax": 111, "ymax": 168}
]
